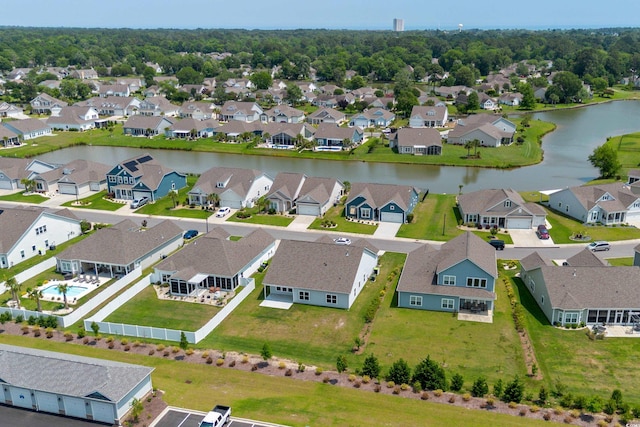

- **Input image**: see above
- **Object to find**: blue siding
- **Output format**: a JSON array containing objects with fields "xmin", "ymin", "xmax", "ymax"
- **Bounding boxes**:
[
  {"xmin": 438, "ymin": 259, "xmax": 495, "ymax": 292},
  {"xmin": 153, "ymin": 172, "xmax": 187, "ymax": 199},
  {"xmin": 293, "ymin": 288, "xmax": 349, "ymax": 310},
  {"xmin": 380, "ymin": 202, "xmax": 405, "ymax": 216},
  {"xmin": 398, "ymin": 291, "xmax": 459, "ymax": 312},
  {"xmin": 345, "ymin": 196, "xmax": 367, "ymax": 219}
]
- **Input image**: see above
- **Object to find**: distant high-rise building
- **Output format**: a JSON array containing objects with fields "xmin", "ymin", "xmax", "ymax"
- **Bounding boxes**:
[{"xmin": 393, "ymin": 18, "xmax": 404, "ymax": 32}]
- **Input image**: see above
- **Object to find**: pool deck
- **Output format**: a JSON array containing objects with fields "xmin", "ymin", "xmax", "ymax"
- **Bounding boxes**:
[{"xmin": 37, "ymin": 276, "xmax": 110, "ymax": 305}]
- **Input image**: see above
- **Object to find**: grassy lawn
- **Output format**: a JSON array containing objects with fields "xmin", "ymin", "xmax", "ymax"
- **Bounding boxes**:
[
  {"xmin": 0, "ymin": 191, "xmax": 48, "ymax": 204},
  {"xmin": 135, "ymin": 175, "xmax": 213, "ymax": 219},
  {"xmin": 0, "ymin": 336, "xmax": 548, "ymax": 427},
  {"xmin": 61, "ymin": 190, "xmax": 123, "ymax": 211},
  {"xmin": 506, "ymin": 266, "xmax": 640, "ymax": 406},
  {"xmin": 607, "ymin": 257, "xmax": 634, "ymax": 266},
  {"xmin": 200, "ymin": 253, "xmax": 402, "ymax": 369},
  {"xmin": 104, "ymin": 285, "xmax": 221, "ymax": 330},
  {"xmin": 606, "ymin": 132, "xmax": 640, "ymax": 177},
  {"xmin": 545, "ymin": 205, "xmax": 640, "ymax": 243},
  {"xmin": 308, "ymin": 203, "xmax": 377, "ymax": 235},
  {"xmin": 227, "ymin": 207, "xmax": 295, "ymax": 227},
  {"xmin": 367, "ymin": 267, "xmax": 526, "ymax": 387}
]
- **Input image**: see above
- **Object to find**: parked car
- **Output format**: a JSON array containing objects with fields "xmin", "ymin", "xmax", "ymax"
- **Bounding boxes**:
[
  {"xmin": 588, "ymin": 241, "xmax": 610, "ymax": 252},
  {"xmin": 334, "ymin": 237, "xmax": 352, "ymax": 245},
  {"xmin": 199, "ymin": 405, "xmax": 231, "ymax": 427},
  {"xmin": 536, "ymin": 224, "xmax": 550, "ymax": 239},
  {"xmin": 488, "ymin": 239, "xmax": 505, "ymax": 250},
  {"xmin": 130, "ymin": 197, "xmax": 149, "ymax": 209},
  {"xmin": 184, "ymin": 230, "xmax": 198, "ymax": 239},
  {"xmin": 215, "ymin": 207, "xmax": 231, "ymax": 217}
]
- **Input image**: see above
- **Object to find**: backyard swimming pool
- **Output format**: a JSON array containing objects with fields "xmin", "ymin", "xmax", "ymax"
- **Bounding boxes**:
[{"xmin": 41, "ymin": 285, "xmax": 88, "ymax": 298}]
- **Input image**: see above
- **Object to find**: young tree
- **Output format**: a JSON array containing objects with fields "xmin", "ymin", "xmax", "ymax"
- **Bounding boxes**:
[
  {"xmin": 26, "ymin": 286, "xmax": 43, "ymax": 312},
  {"xmin": 412, "ymin": 355, "xmax": 447, "ymax": 391},
  {"xmin": 386, "ymin": 358, "xmax": 411, "ymax": 385},
  {"xmin": 538, "ymin": 385, "xmax": 549, "ymax": 405},
  {"xmin": 502, "ymin": 375, "xmax": 525, "ymax": 403},
  {"xmin": 250, "ymin": 71, "xmax": 273, "ymax": 90},
  {"xmin": 471, "ymin": 376, "xmax": 489, "ymax": 397},
  {"xmin": 261, "ymin": 343, "xmax": 272, "ymax": 361},
  {"xmin": 450, "ymin": 373, "xmax": 464, "ymax": 392},
  {"xmin": 519, "ymin": 83, "xmax": 536, "ymax": 110},
  {"xmin": 168, "ymin": 189, "xmax": 179, "ymax": 208},
  {"xmin": 493, "ymin": 378, "xmax": 504, "ymax": 399},
  {"xmin": 91, "ymin": 321, "xmax": 100, "ymax": 336},
  {"xmin": 336, "ymin": 355, "xmax": 348, "ymax": 373},
  {"xmin": 6, "ymin": 277, "xmax": 21, "ymax": 308},
  {"xmin": 466, "ymin": 92, "xmax": 480, "ymax": 112},
  {"xmin": 179, "ymin": 332, "xmax": 189, "ymax": 350},
  {"xmin": 130, "ymin": 398, "xmax": 143, "ymax": 423},
  {"xmin": 58, "ymin": 283, "xmax": 70, "ymax": 310},
  {"xmin": 588, "ymin": 144, "xmax": 621, "ymax": 178},
  {"xmin": 361, "ymin": 353, "xmax": 381, "ymax": 379},
  {"xmin": 284, "ymin": 83, "xmax": 303, "ymax": 106}
]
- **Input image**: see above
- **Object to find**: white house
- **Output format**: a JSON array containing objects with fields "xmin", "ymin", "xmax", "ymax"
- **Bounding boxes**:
[{"xmin": 188, "ymin": 167, "xmax": 274, "ymax": 209}]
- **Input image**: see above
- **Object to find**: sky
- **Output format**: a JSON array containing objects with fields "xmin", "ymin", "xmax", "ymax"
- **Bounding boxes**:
[{"xmin": 1, "ymin": 0, "xmax": 640, "ymax": 31}]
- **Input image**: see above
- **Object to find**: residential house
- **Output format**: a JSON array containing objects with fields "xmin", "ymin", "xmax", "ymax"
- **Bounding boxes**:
[
  {"xmin": 188, "ymin": 166, "xmax": 273, "ymax": 209},
  {"xmin": 56, "ymin": 219, "xmax": 183, "ymax": 278},
  {"xmin": 0, "ymin": 344, "xmax": 153, "ymax": 426},
  {"xmin": 0, "ymin": 125, "xmax": 20, "ymax": 147},
  {"xmin": 264, "ymin": 122, "xmax": 315, "ymax": 147},
  {"xmin": 520, "ymin": 251, "xmax": 640, "ymax": 327},
  {"xmin": 265, "ymin": 172, "xmax": 306, "ymax": 213},
  {"xmin": 314, "ymin": 123, "xmax": 363, "ymax": 149},
  {"xmin": 313, "ymin": 93, "xmax": 355, "ymax": 108},
  {"xmin": 562, "ymin": 248, "xmax": 609, "ymax": 267},
  {"xmin": 69, "ymin": 68, "xmax": 98, "ymax": 79},
  {"xmin": 351, "ymin": 86, "xmax": 378, "ymax": 99},
  {"xmin": 628, "ymin": 169, "xmax": 640, "ymax": 185},
  {"xmin": 307, "ymin": 107, "xmax": 346, "ymax": 125},
  {"xmin": 389, "ymin": 128, "xmax": 442, "ymax": 155},
  {"xmin": 549, "ymin": 182, "xmax": 640, "ymax": 225},
  {"xmin": 0, "ymin": 157, "xmax": 57, "ymax": 190},
  {"xmin": 478, "ymin": 93, "xmax": 499, "ymax": 110},
  {"xmin": 122, "ymin": 115, "xmax": 174, "ymax": 136},
  {"xmin": 30, "ymin": 93, "xmax": 68, "ymax": 115},
  {"xmin": 349, "ymin": 108, "xmax": 395, "ymax": 128},
  {"xmin": 362, "ymin": 97, "xmax": 391, "ymax": 110},
  {"xmin": 319, "ymin": 84, "xmax": 342, "ymax": 95},
  {"xmin": 219, "ymin": 101, "xmax": 263, "ymax": 122},
  {"xmin": 2, "ymin": 119, "xmax": 51, "ymax": 140},
  {"xmin": 106, "ymin": 154, "xmax": 187, "ymax": 201},
  {"xmin": 32, "ymin": 159, "xmax": 110, "ymax": 196},
  {"xmin": 0, "ymin": 102, "xmax": 23, "ymax": 118},
  {"xmin": 145, "ymin": 62, "xmax": 163, "ymax": 73},
  {"xmin": 98, "ymin": 84, "xmax": 130, "ymax": 98},
  {"xmin": 396, "ymin": 232, "xmax": 497, "ymax": 320},
  {"xmin": 0, "ymin": 207, "xmax": 81, "ymax": 269},
  {"xmin": 179, "ymin": 101, "xmax": 217, "ymax": 120},
  {"xmin": 214, "ymin": 121, "xmax": 261, "ymax": 140},
  {"xmin": 433, "ymin": 85, "xmax": 472, "ymax": 99},
  {"xmin": 533, "ymin": 87, "xmax": 547, "ymax": 102},
  {"xmin": 152, "ymin": 228, "xmax": 277, "ymax": 295},
  {"xmin": 180, "ymin": 84, "xmax": 207, "ymax": 97},
  {"xmin": 499, "ymin": 93, "xmax": 523, "ymax": 106},
  {"xmin": 447, "ymin": 114, "xmax": 516, "ymax": 147},
  {"xmin": 457, "ymin": 188, "xmax": 547, "ymax": 229},
  {"xmin": 76, "ymin": 96, "xmax": 141, "ymax": 117},
  {"xmin": 116, "ymin": 78, "xmax": 144, "ymax": 93},
  {"xmin": 418, "ymin": 96, "xmax": 447, "ymax": 107},
  {"xmin": 137, "ymin": 97, "xmax": 180, "ymax": 117},
  {"xmin": 408, "ymin": 105, "xmax": 448, "ymax": 128},
  {"xmin": 166, "ymin": 118, "xmax": 219, "ymax": 139},
  {"xmin": 345, "ymin": 182, "xmax": 420, "ymax": 223},
  {"xmin": 261, "ymin": 105, "xmax": 305, "ymax": 123},
  {"xmin": 635, "ymin": 244, "xmax": 640, "ymax": 267},
  {"xmin": 296, "ymin": 177, "xmax": 344, "ymax": 216},
  {"xmin": 46, "ymin": 106, "xmax": 101, "ymax": 131},
  {"xmin": 263, "ymin": 239, "xmax": 378, "ymax": 309}
]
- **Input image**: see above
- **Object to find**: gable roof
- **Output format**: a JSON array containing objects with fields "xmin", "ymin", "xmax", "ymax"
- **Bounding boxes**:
[
  {"xmin": 0, "ymin": 157, "xmax": 31, "ymax": 180},
  {"xmin": 457, "ymin": 188, "xmax": 546, "ymax": 217},
  {"xmin": 123, "ymin": 115, "xmax": 173, "ymax": 130},
  {"xmin": 266, "ymin": 172, "xmax": 306, "ymax": 201},
  {"xmin": 190, "ymin": 166, "xmax": 268, "ymax": 199},
  {"xmin": 437, "ymin": 232, "xmax": 498, "ymax": 278},
  {"xmin": 394, "ymin": 128, "xmax": 442, "ymax": 148},
  {"xmin": 308, "ymin": 107, "xmax": 344, "ymax": 121},
  {"xmin": 37, "ymin": 159, "xmax": 110, "ymax": 185},
  {"xmin": 520, "ymin": 251, "xmax": 552, "ymax": 271},
  {"xmin": 410, "ymin": 105, "xmax": 448, "ymax": 123},
  {"xmin": 263, "ymin": 239, "xmax": 374, "ymax": 294},
  {"xmin": 347, "ymin": 182, "xmax": 418, "ymax": 211},
  {"xmin": 4, "ymin": 118, "xmax": 50, "ymax": 134},
  {"xmin": 297, "ymin": 176, "xmax": 342, "ymax": 205},
  {"xmin": 0, "ymin": 343, "xmax": 152, "ymax": 403},
  {"xmin": 155, "ymin": 228, "xmax": 275, "ymax": 279},
  {"xmin": 46, "ymin": 106, "xmax": 97, "ymax": 126},
  {"xmin": 0, "ymin": 207, "xmax": 79, "ymax": 254},
  {"xmin": 314, "ymin": 123, "xmax": 361, "ymax": 140},
  {"xmin": 559, "ymin": 182, "xmax": 639, "ymax": 212},
  {"xmin": 565, "ymin": 248, "xmax": 608, "ymax": 267},
  {"xmin": 56, "ymin": 219, "xmax": 182, "ymax": 265}
]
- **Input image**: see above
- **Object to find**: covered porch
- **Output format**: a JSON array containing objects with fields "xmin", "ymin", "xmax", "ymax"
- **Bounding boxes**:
[
  {"xmin": 457, "ymin": 298, "xmax": 494, "ymax": 323},
  {"xmin": 169, "ymin": 272, "xmax": 241, "ymax": 296},
  {"xmin": 58, "ymin": 259, "xmax": 136, "ymax": 279}
]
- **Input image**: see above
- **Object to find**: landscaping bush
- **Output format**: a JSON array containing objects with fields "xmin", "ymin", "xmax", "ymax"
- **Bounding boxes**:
[
  {"xmin": 14, "ymin": 314, "xmax": 23, "ymax": 323},
  {"xmin": 206, "ymin": 356, "xmax": 213, "ymax": 364},
  {"xmin": 421, "ymin": 391, "xmax": 429, "ymax": 400},
  {"xmin": 433, "ymin": 389, "xmax": 443, "ymax": 397},
  {"xmin": 374, "ymin": 384, "xmax": 381, "ymax": 393},
  {"xmin": 124, "ymin": 345, "xmax": 131, "ymax": 351},
  {"xmin": 77, "ymin": 326, "xmax": 86, "ymax": 338},
  {"xmin": 216, "ymin": 358, "xmax": 224, "ymax": 366},
  {"xmin": 21, "ymin": 325, "xmax": 29, "ymax": 334},
  {"xmin": 450, "ymin": 373, "xmax": 464, "ymax": 392},
  {"xmin": 32, "ymin": 327, "xmax": 41, "ymax": 337},
  {"xmin": 392, "ymin": 386, "xmax": 401, "ymax": 394},
  {"xmin": 82, "ymin": 336, "xmax": 89, "ymax": 344},
  {"xmin": 202, "ymin": 351, "xmax": 209, "ymax": 359},
  {"xmin": 462, "ymin": 393, "xmax": 471, "ymax": 402},
  {"xmin": 471, "ymin": 377, "xmax": 489, "ymax": 397},
  {"xmin": 228, "ymin": 358, "xmax": 235, "ymax": 366},
  {"xmin": 353, "ymin": 380, "xmax": 361, "ymax": 388},
  {"xmin": 323, "ymin": 376, "xmax": 330, "ymax": 383},
  {"xmin": 64, "ymin": 331, "xmax": 73, "ymax": 341},
  {"xmin": 315, "ymin": 367, "xmax": 323, "ymax": 376},
  {"xmin": 502, "ymin": 376, "xmax": 525, "ymax": 403},
  {"xmin": 45, "ymin": 328, "xmax": 54, "ymax": 338},
  {"xmin": 412, "ymin": 355, "xmax": 447, "ymax": 391},
  {"xmin": 243, "ymin": 355, "xmax": 249, "ymax": 364},
  {"xmin": 412, "ymin": 381, "xmax": 422, "ymax": 393},
  {"xmin": 520, "ymin": 408, "xmax": 527, "ymax": 416},
  {"xmin": 148, "ymin": 349, "xmax": 155, "ymax": 356}
]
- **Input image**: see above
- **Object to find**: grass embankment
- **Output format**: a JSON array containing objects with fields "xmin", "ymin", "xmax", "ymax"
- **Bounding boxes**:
[
  {"xmin": 606, "ymin": 131, "xmax": 640, "ymax": 177},
  {"xmin": 2, "ymin": 118, "xmax": 555, "ymax": 169},
  {"xmin": 61, "ymin": 190, "xmax": 123, "ymax": 211},
  {"xmin": 227, "ymin": 207, "xmax": 295, "ymax": 227},
  {"xmin": 0, "ymin": 191, "xmax": 48, "ymax": 204},
  {"xmin": 309, "ymin": 203, "xmax": 378, "ymax": 235},
  {"xmin": 0, "ymin": 336, "xmax": 547, "ymax": 427}
]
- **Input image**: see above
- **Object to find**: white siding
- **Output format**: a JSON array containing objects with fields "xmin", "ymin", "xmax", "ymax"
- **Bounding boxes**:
[
  {"xmin": 549, "ymin": 189, "xmax": 588, "ymax": 222},
  {"xmin": 347, "ymin": 250, "xmax": 378, "ymax": 308},
  {"xmin": 245, "ymin": 174, "xmax": 274, "ymax": 207},
  {"xmin": 34, "ymin": 391, "xmax": 59, "ymax": 413}
]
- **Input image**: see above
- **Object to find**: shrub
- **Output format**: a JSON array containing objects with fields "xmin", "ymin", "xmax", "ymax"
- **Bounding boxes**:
[
  {"xmin": 353, "ymin": 380, "xmax": 361, "ymax": 388},
  {"xmin": 21, "ymin": 325, "xmax": 29, "ymax": 334},
  {"xmin": 433, "ymin": 389, "xmax": 443, "ymax": 397},
  {"xmin": 250, "ymin": 364, "xmax": 257, "ymax": 371},
  {"xmin": 387, "ymin": 358, "xmax": 411, "ymax": 385},
  {"xmin": 156, "ymin": 344, "xmax": 165, "ymax": 351},
  {"xmin": 502, "ymin": 376, "xmax": 525, "ymax": 403},
  {"xmin": 421, "ymin": 391, "xmax": 429, "ymax": 400},
  {"xmin": 15, "ymin": 314, "xmax": 24, "ymax": 323},
  {"xmin": 462, "ymin": 393, "xmax": 471, "ymax": 402},
  {"xmin": 124, "ymin": 345, "xmax": 131, "ymax": 351},
  {"xmin": 530, "ymin": 405, "xmax": 540, "ymax": 413},
  {"xmin": 133, "ymin": 340, "xmax": 141, "ymax": 347},
  {"xmin": 392, "ymin": 386, "xmax": 401, "ymax": 395},
  {"xmin": 206, "ymin": 357, "xmax": 213, "ymax": 364},
  {"xmin": 412, "ymin": 355, "xmax": 447, "ymax": 391},
  {"xmin": 493, "ymin": 378, "xmax": 504, "ymax": 399},
  {"xmin": 543, "ymin": 412, "xmax": 552, "ymax": 421},
  {"xmin": 77, "ymin": 326, "xmax": 86, "ymax": 338},
  {"xmin": 508, "ymin": 401, "xmax": 518, "ymax": 409},
  {"xmin": 64, "ymin": 331, "xmax": 73, "ymax": 341},
  {"xmin": 387, "ymin": 381, "xmax": 395, "ymax": 389},
  {"xmin": 278, "ymin": 361, "xmax": 286, "ymax": 370},
  {"xmin": 362, "ymin": 375, "xmax": 371, "ymax": 384},
  {"xmin": 563, "ymin": 416, "xmax": 573, "ymax": 424},
  {"xmin": 412, "ymin": 381, "xmax": 422, "ymax": 393},
  {"xmin": 406, "ymin": 213, "xmax": 414, "ymax": 223},
  {"xmin": 148, "ymin": 349, "xmax": 155, "ymax": 356},
  {"xmin": 471, "ymin": 377, "xmax": 489, "ymax": 397},
  {"xmin": 242, "ymin": 355, "xmax": 249, "ymax": 364},
  {"xmin": 315, "ymin": 367, "xmax": 323, "ymax": 376},
  {"xmin": 361, "ymin": 353, "xmax": 381, "ymax": 378},
  {"xmin": 105, "ymin": 336, "xmax": 114, "ymax": 343},
  {"xmin": 228, "ymin": 359, "xmax": 235, "ymax": 367},
  {"xmin": 569, "ymin": 409, "xmax": 580, "ymax": 418},
  {"xmin": 400, "ymin": 383, "xmax": 410, "ymax": 391},
  {"xmin": 163, "ymin": 350, "xmax": 170, "ymax": 357},
  {"xmin": 32, "ymin": 326, "xmax": 41, "ymax": 337},
  {"xmin": 323, "ymin": 376, "xmax": 330, "ymax": 384},
  {"xmin": 171, "ymin": 346, "xmax": 180, "ymax": 354},
  {"xmin": 216, "ymin": 358, "xmax": 224, "ymax": 366},
  {"xmin": 486, "ymin": 398, "xmax": 495, "ymax": 408},
  {"xmin": 202, "ymin": 351, "xmax": 209, "ymax": 359},
  {"xmin": 348, "ymin": 374, "xmax": 356, "ymax": 382},
  {"xmin": 297, "ymin": 362, "xmax": 305, "ymax": 372},
  {"xmin": 336, "ymin": 355, "xmax": 348, "ymax": 373},
  {"xmin": 121, "ymin": 338, "xmax": 129, "ymax": 345},
  {"xmin": 186, "ymin": 349, "xmax": 194, "ymax": 356},
  {"xmin": 45, "ymin": 328, "xmax": 54, "ymax": 338},
  {"xmin": 554, "ymin": 407, "xmax": 564, "ymax": 415},
  {"xmin": 450, "ymin": 373, "xmax": 464, "ymax": 392},
  {"xmin": 448, "ymin": 395, "xmax": 456, "ymax": 403},
  {"xmin": 374, "ymin": 384, "xmax": 381, "ymax": 393}
]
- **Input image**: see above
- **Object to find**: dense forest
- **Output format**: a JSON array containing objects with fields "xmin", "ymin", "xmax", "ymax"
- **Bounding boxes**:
[{"xmin": 1, "ymin": 27, "xmax": 640, "ymax": 86}]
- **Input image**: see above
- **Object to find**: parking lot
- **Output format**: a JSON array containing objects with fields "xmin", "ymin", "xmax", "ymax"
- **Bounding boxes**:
[
  {"xmin": 150, "ymin": 407, "xmax": 287, "ymax": 427},
  {"xmin": 0, "ymin": 404, "xmax": 108, "ymax": 427}
]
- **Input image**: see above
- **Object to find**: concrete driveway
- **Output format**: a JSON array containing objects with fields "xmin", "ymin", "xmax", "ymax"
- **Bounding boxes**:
[
  {"xmin": 373, "ymin": 222, "xmax": 401, "ymax": 238},
  {"xmin": 287, "ymin": 215, "xmax": 316, "ymax": 231},
  {"xmin": 509, "ymin": 229, "xmax": 557, "ymax": 248}
]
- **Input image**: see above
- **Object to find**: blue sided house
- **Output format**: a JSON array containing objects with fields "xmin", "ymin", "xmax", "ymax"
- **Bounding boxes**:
[
  {"xmin": 396, "ymin": 232, "xmax": 497, "ymax": 322},
  {"xmin": 106, "ymin": 153, "xmax": 186, "ymax": 201},
  {"xmin": 345, "ymin": 182, "xmax": 420, "ymax": 223}
]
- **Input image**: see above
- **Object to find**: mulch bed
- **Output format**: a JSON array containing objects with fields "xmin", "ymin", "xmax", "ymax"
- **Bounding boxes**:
[{"xmin": 0, "ymin": 322, "xmax": 623, "ymax": 426}]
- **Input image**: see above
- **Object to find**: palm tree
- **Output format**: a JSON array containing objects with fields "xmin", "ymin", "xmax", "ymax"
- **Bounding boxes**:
[
  {"xmin": 2, "ymin": 136, "xmax": 8, "ymax": 147},
  {"xmin": 6, "ymin": 277, "xmax": 21, "ymax": 308},
  {"xmin": 57, "ymin": 283, "xmax": 69, "ymax": 310},
  {"xmin": 206, "ymin": 193, "xmax": 219, "ymax": 208},
  {"xmin": 20, "ymin": 178, "xmax": 36, "ymax": 193},
  {"xmin": 464, "ymin": 140, "xmax": 473, "ymax": 158},
  {"xmin": 471, "ymin": 139, "xmax": 480, "ymax": 157},
  {"xmin": 27, "ymin": 285, "xmax": 43, "ymax": 312},
  {"xmin": 342, "ymin": 138, "xmax": 353, "ymax": 150},
  {"xmin": 168, "ymin": 189, "xmax": 179, "ymax": 208}
]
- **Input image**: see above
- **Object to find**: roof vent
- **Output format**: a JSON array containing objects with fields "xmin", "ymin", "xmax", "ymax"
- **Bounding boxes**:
[{"xmin": 572, "ymin": 269, "xmax": 577, "ymax": 277}]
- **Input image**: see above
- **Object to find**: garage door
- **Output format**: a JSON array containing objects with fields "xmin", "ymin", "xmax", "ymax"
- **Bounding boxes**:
[
  {"xmin": 626, "ymin": 212, "xmax": 640, "ymax": 220},
  {"xmin": 63, "ymin": 396, "xmax": 87, "ymax": 419},
  {"xmin": 9, "ymin": 386, "xmax": 33, "ymax": 409},
  {"xmin": 0, "ymin": 179, "xmax": 13, "ymax": 190},
  {"xmin": 380, "ymin": 211, "xmax": 404, "ymax": 223},
  {"xmin": 133, "ymin": 191, "xmax": 151, "ymax": 201},
  {"xmin": 35, "ymin": 391, "xmax": 59, "ymax": 414},
  {"xmin": 58, "ymin": 183, "xmax": 77, "ymax": 195},
  {"xmin": 297, "ymin": 203, "xmax": 320, "ymax": 216},
  {"xmin": 91, "ymin": 401, "xmax": 115, "ymax": 424},
  {"xmin": 506, "ymin": 217, "xmax": 532, "ymax": 229}
]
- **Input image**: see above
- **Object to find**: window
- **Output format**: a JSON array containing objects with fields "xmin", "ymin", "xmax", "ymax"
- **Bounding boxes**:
[
  {"xmin": 528, "ymin": 278, "xmax": 535, "ymax": 293},
  {"xmin": 349, "ymin": 206, "xmax": 356, "ymax": 215},
  {"xmin": 540, "ymin": 295, "xmax": 544, "ymax": 305},
  {"xmin": 558, "ymin": 202, "xmax": 562, "ymax": 208},
  {"xmin": 409, "ymin": 295, "xmax": 422, "ymax": 306},
  {"xmin": 564, "ymin": 312, "xmax": 579, "ymax": 324},
  {"xmin": 299, "ymin": 291, "xmax": 309, "ymax": 301},
  {"xmin": 117, "ymin": 176, "xmax": 123, "ymax": 184},
  {"xmin": 326, "ymin": 294, "xmax": 337, "ymax": 304},
  {"xmin": 504, "ymin": 200, "xmax": 512, "ymax": 207},
  {"xmin": 108, "ymin": 176, "xmax": 116, "ymax": 183},
  {"xmin": 443, "ymin": 275, "xmax": 456, "ymax": 286},
  {"xmin": 32, "ymin": 245, "xmax": 36, "ymax": 252},
  {"xmin": 171, "ymin": 182, "xmax": 176, "ymax": 190},
  {"xmin": 441, "ymin": 298, "xmax": 454, "ymax": 310},
  {"xmin": 360, "ymin": 208, "xmax": 371, "ymax": 219},
  {"xmin": 466, "ymin": 278, "xmax": 487, "ymax": 288},
  {"xmin": 565, "ymin": 205, "xmax": 569, "ymax": 212},
  {"xmin": 390, "ymin": 205, "xmax": 395, "ymax": 210}
]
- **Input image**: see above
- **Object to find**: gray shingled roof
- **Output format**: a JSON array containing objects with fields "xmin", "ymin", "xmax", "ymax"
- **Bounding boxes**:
[
  {"xmin": 347, "ymin": 182, "xmax": 417, "ymax": 211},
  {"xmin": 520, "ymin": 252, "xmax": 552, "ymax": 271},
  {"xmin": 0, "ymin": 125, "xmax": 19, "ymax": 140},
  {"xmin": 314, "ymin": 123, "xmax": 359, "ymax": 140},
  {"xmin": 0, "ymin": 343, "xmax": 152, "ymax": 403},
  {"xmin": 0, "ymin": 207, "xmax": 78, "ymax": 254},
  {"xmin": 0, "ymin": 157, "xmax": 31, "ymax": 180},
  {"xmin": 394, "ymin": 128, "xmax": 442, "ymax": 148},
  {"xmin": 298, "ymin": 176, "xmax": 342, "ymax": 205},
  {"xmin": 537, "ymin": 266, "xmax": 640, "ymax": 310},
  {"xmin": 266, "ymin": 172, "xmax": 306, "ymax": 201},
  {"xmin": 56, "ymin": 219, "xmax": 182, "ymax": 265},
  {"xmin": 155, "ymin": 228, "xmax": 275, "ymax": 277},
  {"xmin": 263, "ymin": 240, "xmax": 374, "ymax": 294},
  {"xmin": 123, "ymin": 115, "xmax": 172, "ymax": 130},
  {"xmin": 190, "ymin": 166, "xmax": 266, "ymax": 199},
  {"xmin": 458, "ymin": 188, "xmax": 545, "ymax": 217},
  {"xmin": 557, "ymin": 183, "xmax": 639, "ymax": 212},
  {"xmin": 5, "ymin": 118, "xmax": 50, "ymax": 134},
  {"xmin": 437, "ymin": 232, "xmax": 498, "ymax": 278},
  {"xmin": 38, "ymin": 159, "xmax": 110, "ymax": 185},
  {"xmin": 410, "ymin": 105, "xmax": 447, "ymax": 123},
  {"xmin": 565, "ymin": 248, "xmax": 608, "ymax": 267}
]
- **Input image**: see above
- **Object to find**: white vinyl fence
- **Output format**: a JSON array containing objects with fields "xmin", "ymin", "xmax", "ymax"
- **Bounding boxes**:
[{"xmin": 0, "ymin": 258, "xmax": 57, "ymax": 293}]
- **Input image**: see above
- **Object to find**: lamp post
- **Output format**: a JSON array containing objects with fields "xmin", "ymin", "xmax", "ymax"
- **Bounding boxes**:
[
  {"xmin": 205, "ymin": 215, "xmax": 209, "ymax": 234},
  {"xmin": 443, "ymin": 213, "xmax": 446, "ymax": 236}
]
